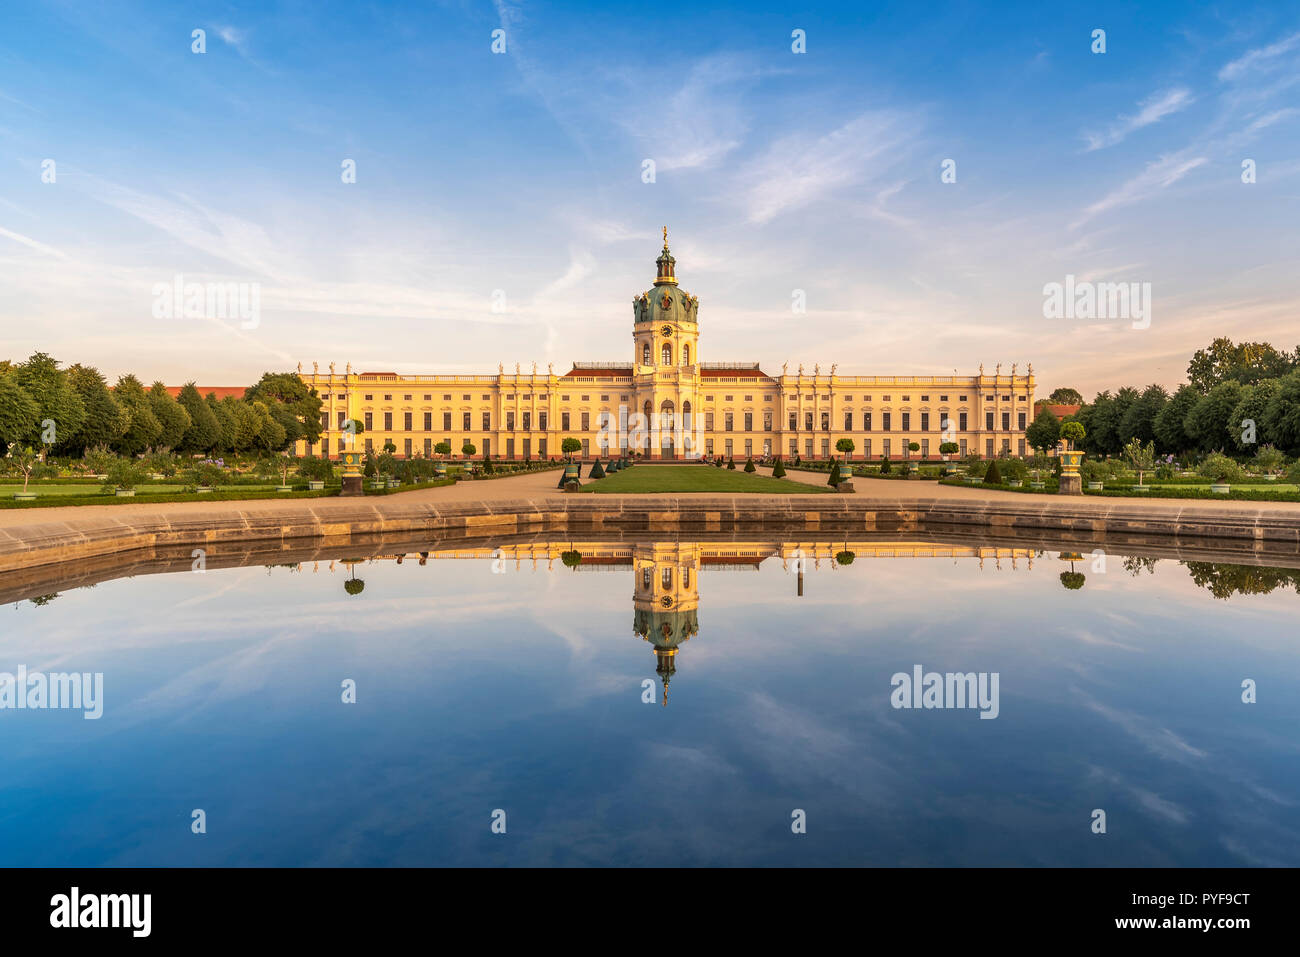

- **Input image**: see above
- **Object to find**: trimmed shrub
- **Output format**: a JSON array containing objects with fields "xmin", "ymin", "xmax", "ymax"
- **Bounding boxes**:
[
  {"xmin": 983, "ymin": 460, "xmax": 1003, "ymax": 485},
  {"xmin": 727, "ymin": 458, "xmax": 736, "ymax": 470},
  {"xmin": 879, "ymin": 456, "xmax": 891, "ymax": 475},
  {"xmin": 743, "ymin": 458, "xmax": 755, "ymax": 473},
  {"xmin": 771, "ymin": 459, "xmax": 786, "ymax": 478},
  {"xmin": 589, "ymin": 459, "xmax": 605, "ymax": 478}
]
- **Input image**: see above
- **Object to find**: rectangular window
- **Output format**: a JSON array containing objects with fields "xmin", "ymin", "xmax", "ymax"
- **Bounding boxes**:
[
  {"xmin": 725, "ymin": 413, "xmax": 734, "ymax": 431},
  {"xmin": 844, "ymin": 412, "xmax": 852, "ymax": 431},
  {"xmin": 539, "ymin": 412, "xmax": 547, "ymax": 431},
  {"xmin": 922, "ymin": 439, "xmax": 929, "ymax": 458},
  {"xmin": 482, "ymin": 412, "xmax": 491, "ymax": 431},
  {"xmin": 523, "ymin": 412, "xmax": 532, "ymax": 430},
  {"xmin": 960, "ymin": 439, "xmax": 966, "ymax": 456},
  {"xmin": 364, "ymin": 412, "xmax": 373, "ymax": 430},
  {"xmin": 706, "ymin": 439, "xmax": 714, "ymax": 455},
  {"xmin": 337, "ymin": 411, "xmax": 346, "ymax": 429},
  {"xmin": 986, "ymin": 439, "xmax": 994, "ymax": 458},
  {"xmin": 725, "ymin": 439, "xmax": 734, "ymax": 457},
  {"xmin": 1002, "ymin": 412, "xmax": 1011, "ymax": 431},
  {"xmin": 443, "ymin": 412, "xmax": 452, "ymax": 431},
  {"xmin": 745, "ymin": 439, "xmax": 753, "ymax": 457},
  {"xmin": 1018, "ymin": 439, "xmax": 1026, "ymax": 456},
  {"xmin": 864, "ymin": 439, "xmax": 871, "ymax": 458},
  {"xmin": 404, "ymin": 412, "xmax": 412, "ymax": 430},
  {"xmin": 1018, "ymin": 412, "xmax": 1027, "ymax": 430},
  {"xmin": 986, "ymin": 411, "xmax": 994, "ymax": 431},
  {"xmin": 882, "ymin": 412, "xmax": 891, "ymax": 431},
  {"xmin": 763, "ymin": 412, "xmax": 772, "ymax": 431},
  {"xmin": 507, "ymin": 412, "xmax": 515, "ymax": 430},
  {"xmin": 404, "ymin": 438, "xmax": 412, "ymax": 458},
  {"xmin": 539, "ymin": 438, "xmax": 547, "ymax": 457},
  {"xmin": 581, "ymin": 412, "xmax": 589, "ymax": 431},
  {"xmin": 562, "ymin": 412, "xmax": 570, "ymax": 431},
  {"xmin": 582, "ymin": 439, "xmax": 589, "ymax": 457},
  {"xmin": 902, "ymin": 412, "xmax": 911, "ymax": 431},
  {"xmin": 789, "ymin": 439, "xmax": 797, "ymax": 456},
  {"xmin": 789, "ymin": 412, "xmax": 797, "ymax": 430},
  {"xmin": 744, "ymin": 412, "xmax": 753, "ymax": 431},
  {"xmin": 507, "ymin": 438, "xmax": 515, "ymax": 458},
  {"xmin": 882, "ymin": 438, "xmax": 891, "ymax": 458},
  {"xmin": 863, "ymin": 412, "xmax": 872, "ymax": 431},
  {"xmin": 960, "ymin": 412, "xmax": 968, "ymax": 431},
  {"xmin": 424, "ymin": 438, "xmax": 432, "ymax": 456},
  {"xmin": 463, "ymin": 412, "xmax": 471, "ymax": 431},
  {"xmin": 523, "ymin": 439, "xmax": 531, "ymax": 458},
  {"xmin": 321, "ymin": 438, "xmax": 329, "ymax": 457},
  {"xmin": 805, "ymin": 412, "xmax": 813, "ymax": 431},
  {"xmin": 383, "ymin": 412, "xmax": 393, "ymax": 430},
  {"xmin": 705, "ymin": 412, "xmax": 714, "ymax": 431},
  {"xmin": 805, "ymin": 438, "xmax": 814, "ymax": 458},
  {"xmin": 821, "ymin": 439, "xmax": 830, "ymax": 458},
  {"xmin": 424, "ymin": 412, "xmax": 432, "ymax": 431},
  {"xmin": 921, "ymin": 412, "xmax": 929, "ymax": 431}
]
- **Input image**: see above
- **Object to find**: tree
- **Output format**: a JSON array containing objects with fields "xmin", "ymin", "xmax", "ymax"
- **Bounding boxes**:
[
  {"xmin": 561, "ymin": 437, "xmax": 581, "ymax": 459},
  {"xmin": 15, "ymin": 352, "xmax": 86, "ymax": 449},
  {"xmin": 1187, "ymin": 337, "xmax": 1296, "ymax": 392},
  {"xmin": 433, "ymin": 440, "xmax": 452, "ymax": 457},
  {"xmin": 1118, "ymin": 384, "xmax": 1167, "ymax": 446},
  {"xmin": 0, "ymin": 372, "xmax": 39, "ymax": 454},
  {"xmin": 1228, "ymin": 379, "xmax": 1280, "ymax": 452},
  {"xmin": 207, "ymin": 393, "xmax": 236, "ymax": 450},
  {"xmin": 1122, "ymin": 437, "xmax": 1156, "ymax": 486},
  {"xmin": 1184, "ymin": 381, "xmax": 1243, "ymax": 452},
  {"xmin": 1153, "ymin": 384, "xmax": 1199, "ymax": 455},
  {"xmin": 63, "ymin": 364, "xmax": 128, "ymax": 454},
  {"xmin": 462, "ymin": 442, "xmax": 477, "ymax": 457},
  {"xmin": 1262, "ymin": 371, "xmax": 1300, "ymax": 454},
  {"xmin": 835, "ymin": 438, "xmax": 855, "ymax": 458},
  {"xmin": 175, "ymin": 382, "xmax": 222, "ymax": 452},
  {"xmin": 113, "ymin": 374, "xmax": 162, "ymax": 454},
  {"xmin": 1047, "ymin": 387, "xmax": 1083, "ymax": 406},
  {"xmin": 148, "ymin": 382, "xmax": 192, "ymax": 449},
  {"xmin": 1060, "ymin": 421, "xmax": 1085, "ymax": 450},
  {"xmin": 1025, "ymin": 407, "xmax": 1061, "ymax": 453},
  {"xmin": 245, "ymin": 372, "xmax": 323, "ymax": 446}
]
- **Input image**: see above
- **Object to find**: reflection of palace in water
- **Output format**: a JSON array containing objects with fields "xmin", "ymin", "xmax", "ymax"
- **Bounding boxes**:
[{"xmin": 330, "ymin": 540, "xmax": 1035, "ymax": 707}]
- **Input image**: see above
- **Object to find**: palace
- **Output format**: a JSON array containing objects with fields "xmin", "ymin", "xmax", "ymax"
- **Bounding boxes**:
[{"xmin": 295, "ymin": 232, "xmax": 1034, "ymax": 461}]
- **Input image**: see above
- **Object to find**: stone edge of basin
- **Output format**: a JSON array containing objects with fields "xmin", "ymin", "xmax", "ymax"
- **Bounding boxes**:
[{"xmin": 1, "ymin": 496, "xmax": 1298, "ymax": 573}]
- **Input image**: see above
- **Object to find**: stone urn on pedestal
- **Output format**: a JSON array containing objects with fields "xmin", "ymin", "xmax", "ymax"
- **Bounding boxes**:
[
  {"xmin": 1057, "ymin": 422, "xmax": 1087, "ymax": 496},
  {"xmin": 340, "ymin": 449, "xmax": 364, "ymax": 496}
]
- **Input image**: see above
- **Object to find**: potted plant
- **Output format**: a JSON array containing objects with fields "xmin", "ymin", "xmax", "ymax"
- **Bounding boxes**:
[
  {"xmin": 1198, "ymin": 452, "xmax": 1244, "ymax": 494},
  {"xmin": 1059, "ymin": 552, "xmax": 1086, "ymax": 590},
  {"xmin": 938, "ymin": 441, "xmax": 959, "ymax": 475},
  {"xmin": 1081, "ymin": 459, "xmax": 1106, "ymax": 490},
  {"xmin": 1059, "ymin": 421, "xmax": 1086, "ymax": 488},
  {"xmin": 191, "ymin": 458, "xmax": 229, "ymax": 493},
  {"xmin": 102, "ymin": 457, "xmax": 145, "ymax": 497},
  {"xmin": 1253, "ymin": 444, "xmax": 1286, "ymax": 481}
]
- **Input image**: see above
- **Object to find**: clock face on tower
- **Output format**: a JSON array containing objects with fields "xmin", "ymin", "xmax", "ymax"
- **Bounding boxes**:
[{"xmin": 660, "ymin": 325, "xmax": 673, "ymax": 337}]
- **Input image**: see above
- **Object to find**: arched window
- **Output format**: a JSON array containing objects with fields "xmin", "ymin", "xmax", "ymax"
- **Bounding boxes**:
[
  {"xmin": 661, "ymin": 343, "xmax": 672, "ymax": 365},
  {"xmin": 642, "ymin": 342, "xmax": 651, "ymax": 365},
  {"xmin": 682, "ymin": 400, "xmax": 692, "ymax": 430},
  {"xmin": 682, "ymin": 344, "xmax": 690, "ymax": 365},
  {"xmin": 661, "ymin": 567, "xmax": 673, "ymax": 589},
  {"xmin": 642, "ymin": 568, "xmax": 651, "ymax": 589}
]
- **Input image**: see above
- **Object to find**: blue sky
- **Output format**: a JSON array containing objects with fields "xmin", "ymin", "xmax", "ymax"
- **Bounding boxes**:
[{"xmin": 1, "ymin": 0, "xmax": 1298, "ymax": 395}]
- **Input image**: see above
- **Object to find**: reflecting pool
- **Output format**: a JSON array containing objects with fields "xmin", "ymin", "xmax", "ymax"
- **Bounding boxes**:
[{"xmin": 2, "ymin": 537, "xmax": 1298, "ymax": 866}]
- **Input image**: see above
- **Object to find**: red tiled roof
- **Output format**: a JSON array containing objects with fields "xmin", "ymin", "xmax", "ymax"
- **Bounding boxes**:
[
  {"xmin": 699, "ymin": 368, "xmax": 770, "ymax": 379},
  {"xmin": 163, "ymin": 386, "xmax": 247, "ymax": 401},
  {"xmin": 562, "ymin": 368, "xmax": 633, "ymax": 378},
  {"xmin": 1034, "ymin": 401, "xmax": 1082, "ymax": 418}
]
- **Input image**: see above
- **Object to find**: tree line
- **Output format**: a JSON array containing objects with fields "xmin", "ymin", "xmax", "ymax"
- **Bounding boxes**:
[
  {"xmin": 0, "ymin": 353, "xmax": 325, "ymax": 457},
  {"xmin": 1026, "ymin": 337, "xmax": 1300, "ymax": 458}
]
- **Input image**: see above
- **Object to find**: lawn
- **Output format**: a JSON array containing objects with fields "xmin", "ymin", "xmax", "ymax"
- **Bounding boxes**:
[{"xmin": 579, "ymin": 464, "xmax": 829, "ymax": 494}]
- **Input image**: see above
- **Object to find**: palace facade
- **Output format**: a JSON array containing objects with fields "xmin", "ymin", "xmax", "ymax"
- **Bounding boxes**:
[{"xmin": 296, "ymin": 234, "xmax": 1034, "ymax": 461}]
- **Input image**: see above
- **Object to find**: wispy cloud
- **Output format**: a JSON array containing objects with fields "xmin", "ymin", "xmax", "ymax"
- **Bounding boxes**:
[
  {"xmin": 734, "ymin": 111, "xmax": 918, "ymax": 223},
  {"xmin": 1218, "ymin": 31, "xmax": 1300, "ymax": 82},
  {"xmin": 1071, "ymin": 151, "xmax": 1207, "ymax": 229},
  {"xmin": 1084, "ymin": 88, "xmax": 1194, "ymax": 151}
]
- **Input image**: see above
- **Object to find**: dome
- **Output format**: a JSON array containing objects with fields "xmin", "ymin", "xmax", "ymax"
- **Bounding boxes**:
[{"xmin": 632, "ymin": 230, "xmax": 698, "ymax": 325}]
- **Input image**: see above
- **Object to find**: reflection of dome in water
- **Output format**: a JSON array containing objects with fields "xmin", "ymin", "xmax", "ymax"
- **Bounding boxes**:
[{"xmin": 634, "ymin": 608, "xmax": 699, "ymax": 708}]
